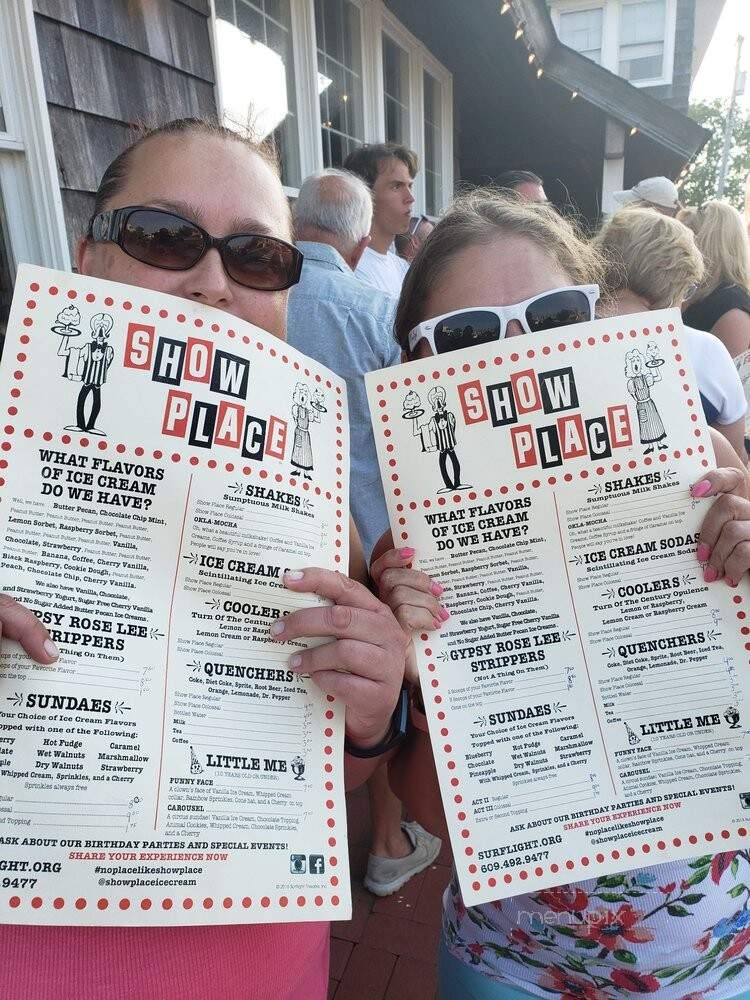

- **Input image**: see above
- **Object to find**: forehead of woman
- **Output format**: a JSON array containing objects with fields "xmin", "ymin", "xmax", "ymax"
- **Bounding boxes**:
[
  {"xmin": 423, "ymin": 234, "xmax": 575, "ymax": 318},
  {"xmin": 109, "ymin": 131, "xmax": 292, "ymax": 240}
]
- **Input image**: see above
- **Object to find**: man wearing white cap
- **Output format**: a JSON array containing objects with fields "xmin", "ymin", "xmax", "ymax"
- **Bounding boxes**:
[{"xmin": 612, "ymin": 176, "xmax": 681, "ymax": 217}]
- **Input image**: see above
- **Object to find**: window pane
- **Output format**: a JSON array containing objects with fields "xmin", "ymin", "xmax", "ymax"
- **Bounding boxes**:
[
  {"xmin": 265, "ymin": 0, "xmax": 290, "ymax": 24},
  {"xmin": 619, "ymin": 0, "xmax": 665, "ymax": 80},
  {"xmin": 235, "ymin": 1, "xmax": 264, "ymax": 40},
  {"xmin": 315, "ymin": 0, "xmax": 364, "ymax": 167},
  {"xmin": 340, "ymin": 1, "xmax": 361, "ymax": 74},
  {"xmin": 382, "ymin": 34, "xmax": 410, "ymax": 143},
  {"xmin": 328, "ymin": 129, "xmax": 343, "ymax": 167},
  {"xmin": 425, "ymin": 170, "xmax": 438, "ymax": 220},
  {"xmin": 558, "ymin": 7, "xmax": 603, "ymax": 64},
  {"xmin": 214, "ymin": 0, "xmax": 234, "ymax": 21},
  {"xmin": 423, "ymin": 70, "xmax": 442, "ymax": 215},
  {"xmin": 620, "ymin": 0, "xmax": 665, "ymax": 44},
  {"xmin": 619, "ymin": 50, "xmax": 663, "ymax": 80},
  {"xmin": 214, "ymin": 0, "xmax": 301, "ymax": 187}
]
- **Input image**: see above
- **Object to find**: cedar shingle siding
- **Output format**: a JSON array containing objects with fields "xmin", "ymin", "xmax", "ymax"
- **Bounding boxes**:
[
  {"xmin": 32, "ymin": 0, "xmax": 218, "ymax": 254},
  {"xmin": 641, "ymin": 0, "xmax": 695, "ymax": 113}
]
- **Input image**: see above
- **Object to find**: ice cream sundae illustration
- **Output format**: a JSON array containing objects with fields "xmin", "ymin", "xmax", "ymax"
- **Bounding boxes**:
[
  {"xmin": 725, "ymin": 705, "xmax": 740, "ymax": 729},
  {"xmin": 311, "ymin": 387, "xmax": 327, "ymax": 414},
  {"xmin": 52, "ymin": 305, "xmax": 83, "ymax": 377},
  {"xmin": 189, "ymin": 746, "xmax": 204, "ymax": 774},
  {"xmin": 402, "ymin": 389, "xmax": 428, "ymax": 452}
]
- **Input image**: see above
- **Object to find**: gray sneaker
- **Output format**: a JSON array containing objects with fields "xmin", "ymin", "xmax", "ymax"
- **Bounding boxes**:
[{"xmin": 363, "ymin": 821, "xmax": 442, "ymax": 897}]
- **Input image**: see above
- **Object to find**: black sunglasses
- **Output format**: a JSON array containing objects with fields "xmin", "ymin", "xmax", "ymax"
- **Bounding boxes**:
[
  {"xmin": 409, "ymin": 214, "xmax": 430, "ymax": 235},
  {"xmin": 88, "ymin": 206, "xmax": 303, "ymax": 291}
]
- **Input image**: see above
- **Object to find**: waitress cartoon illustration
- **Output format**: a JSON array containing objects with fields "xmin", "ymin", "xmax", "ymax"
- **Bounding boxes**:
[
  {"xmin": 291, "ymin": 383, "xmax": 314, "ymax": 480},
  {"xmin": 624, "ymin": 346, "xmax": 667, "ymax": 454}
]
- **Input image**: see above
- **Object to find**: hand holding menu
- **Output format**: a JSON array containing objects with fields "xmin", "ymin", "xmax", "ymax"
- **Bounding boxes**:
[
  {"xmin": 0, "ymin": 264, "xmax": 350, "ymax": 924},
  {"xmin": 367, "ymin": 311, "xmax": 750, "ymax": 907}
]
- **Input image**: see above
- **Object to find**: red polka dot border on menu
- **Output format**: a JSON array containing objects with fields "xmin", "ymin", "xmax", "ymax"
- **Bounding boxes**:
[
  {"xmin": 366, "ymin": 309, "xmax": 750, "ymax": 908},
  {"xmin": 0, "ymin": 265, "xmax": 351, "ymax": 925}
]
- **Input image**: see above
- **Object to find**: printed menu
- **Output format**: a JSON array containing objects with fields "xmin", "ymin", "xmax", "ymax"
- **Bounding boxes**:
[
  {"xmin": 367, "ymin": 311, "xmax": 750, "ymax": 907},
  {"xmin": 0, "ymin": 264, "xmax": 350, "ymax": 925}
]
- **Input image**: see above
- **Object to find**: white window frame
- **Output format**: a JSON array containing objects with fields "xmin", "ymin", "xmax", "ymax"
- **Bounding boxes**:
[
  {"xmin": 210, "ymin": 0, "xmax": 453, "ymax": 212},
  {"xmin": 616, "ymin": 0, "xmax": 676, "ymax": 89},
  {"xmin": 548, "ymin": 0, "xmax": 677, "ymax": 89},
  {"xmin": 554, "ymin": 3, "xmax": 606, "ymax": 65},
  {"xmin": 210, "ymin": 0, "xmax": 314, "ymax": 194},
  {"xmin": 421, "ymin": 53, "xmax": 453, "ymax": 219},
  {"xmin": 376, "ymin": 10, "xmax": 420, "ymax": 150},
  {"xmin": 0, "ymin": 0, "xmax": 70, "ymax": 274},
  {"xmin": 360, "ymin": 0, "xmax": 453, "ymax": 214},
  {"xmin": 317, "ymin": 0, "xmax": 373, "ymax": 180}
]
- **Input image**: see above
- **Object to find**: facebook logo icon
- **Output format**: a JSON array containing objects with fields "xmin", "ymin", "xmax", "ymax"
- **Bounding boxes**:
[{"xmin": 308, "ymin": 854, "xmax": 325, "ymax": 875}]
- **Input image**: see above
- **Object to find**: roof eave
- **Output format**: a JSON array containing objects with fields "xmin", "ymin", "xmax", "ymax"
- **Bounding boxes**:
[{"xmin": 510, "ymin": 0, "xmax": 710, "ymax": 161}]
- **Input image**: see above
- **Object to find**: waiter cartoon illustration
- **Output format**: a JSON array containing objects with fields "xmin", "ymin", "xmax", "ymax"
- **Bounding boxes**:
[
  {"xmin": 63, "ymin": 312, "xmax": 114, "ymax": 435},
  {"xmin": 427, "ymin": 385, "xmax": 467, "ymax": 491}
]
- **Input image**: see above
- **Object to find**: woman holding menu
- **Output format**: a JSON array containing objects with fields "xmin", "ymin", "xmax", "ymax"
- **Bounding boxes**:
[
  {"xmin": 0, "ymin": 119, "xmax": 409, "ymax": 1000},
  {"xmin": 372, "ymin": 190, "xmax": 750, "ymax": 999}
]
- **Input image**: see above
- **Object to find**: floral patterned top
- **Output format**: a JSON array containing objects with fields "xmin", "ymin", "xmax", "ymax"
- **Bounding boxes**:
[{"xmin": 444, "ymin": 854, "xmax": 750, "ymax": 999}]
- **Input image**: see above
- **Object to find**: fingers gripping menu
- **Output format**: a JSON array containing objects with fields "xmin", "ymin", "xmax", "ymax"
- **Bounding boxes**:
[
  {"xmin": 367, "ymin": 311, "xmax": 750, "ymax": 907},
  {"xmin": 0, "ymin": 265, "xmax": 350, "ymax": 925}
]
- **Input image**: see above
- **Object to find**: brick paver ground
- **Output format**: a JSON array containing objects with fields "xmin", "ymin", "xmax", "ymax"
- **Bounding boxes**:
[{"xmin": 329, "ymin": 787, "xmax": 451, "ymax": 999}]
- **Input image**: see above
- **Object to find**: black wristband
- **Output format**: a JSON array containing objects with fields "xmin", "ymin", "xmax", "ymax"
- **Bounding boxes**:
[{"xmin": 344, "ymin": 686, "xmax": 409, "ymax": 758}]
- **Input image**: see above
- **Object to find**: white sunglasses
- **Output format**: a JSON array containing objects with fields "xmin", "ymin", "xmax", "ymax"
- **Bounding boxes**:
[{"xmin": 407, "ymin": 285, "xmax": 600, "ymax": 356}]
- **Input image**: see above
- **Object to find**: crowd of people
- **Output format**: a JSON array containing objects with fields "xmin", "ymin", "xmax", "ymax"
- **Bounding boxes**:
[{"xmin": 3, "ymin": 119, "xmax": 750, "ymax": 999}]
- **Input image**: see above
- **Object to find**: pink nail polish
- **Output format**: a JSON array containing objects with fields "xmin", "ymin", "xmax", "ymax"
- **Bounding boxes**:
[
  {"xmin": 43, "ymin": 639, "xmax": 59, "ymax": 660},
  {"xmin": 691, "ymin": 480, "xmax": 712, "ymax": 498},
  {"xmin": 704, "ymin": 567, "xmax": 718, "ymax": 583},
  {"xmin": 399, "ymin": 547, "xmax": 416, "ymax": 559},
  {"xmin": 432, "ymin": 617, "xmax": 442, "ymax": 629},
  {"xmin": 696, "ymin": 544, "xmax": 711, "ymax": 562},
  {"xmin": 430, "ymin": 581, "xmax": 444, "ymax": 597},
  {"xmin": 726, "ymin": 577, "xmax": 738, "ymax": 588},
  {"xmin": 439, "ymin": 607, "xmax": 450, "ymax": 621}
]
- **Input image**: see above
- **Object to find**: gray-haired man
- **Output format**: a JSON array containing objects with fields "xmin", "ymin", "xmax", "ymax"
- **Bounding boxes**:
[
  {"xmin": 287, "ymin": 169, "xmax": 441, "ymax": 896},
  {"xmin": 288, "ymin": 169, "xmax": 397, "ymax": 558}
]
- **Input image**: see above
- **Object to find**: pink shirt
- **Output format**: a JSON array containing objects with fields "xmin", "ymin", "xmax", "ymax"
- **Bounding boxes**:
[{"xmin": 0, "ymin": 922, "xmax": 329, "ymax": 999}]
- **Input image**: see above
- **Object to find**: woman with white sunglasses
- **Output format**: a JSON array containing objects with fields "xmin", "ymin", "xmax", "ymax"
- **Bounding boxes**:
[{"xmin": 371, "ymin": 189, "xmax": 750, "ymax": 1000}]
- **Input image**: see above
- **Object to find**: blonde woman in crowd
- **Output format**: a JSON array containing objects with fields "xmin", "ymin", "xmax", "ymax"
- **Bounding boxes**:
[
  {"xmin": 680, "ymin": 202, "xmax": 750, "ymax": 358},
  {"xmin": 594, "ymin": 208, "xmax": 747, "ymax": 461},
  {"xmin": 681, "ymin": 202, "xmax": 750, "ymax": 451}
]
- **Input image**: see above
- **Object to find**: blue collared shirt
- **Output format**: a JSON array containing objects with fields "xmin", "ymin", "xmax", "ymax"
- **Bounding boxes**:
[{"xmin": 287, "ymin": 241, "xmax": 400, "ymax": 559}]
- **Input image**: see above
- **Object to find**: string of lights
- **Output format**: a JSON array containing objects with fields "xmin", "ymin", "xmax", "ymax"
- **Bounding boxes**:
[{"xmin": 498, "ymin": 1, "xmax": 682, "ymax": 164}]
